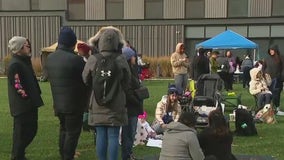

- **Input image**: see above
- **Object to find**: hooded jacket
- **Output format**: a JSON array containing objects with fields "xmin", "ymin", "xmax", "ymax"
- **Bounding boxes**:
[
  {"xmin": 249, "ymin": 68, "xmax": 271, "ymax": 95},
  {"xmin": 159, "ymin": 122, "xmax": 205, "ymax": 160},
  {"xmin": 264, "ymin": 45, "xmax": 282, "ymax": 79},
  {"xmin": 82, "ymin": 26, "xmax": 130, "ymax": 126},
  {"xmin": 154, "ymin": 95, "xmax": 181, "ymax": 125},
  {"xmin": 170, "ymin": 43, "xmax": 189, "ymax": 75}
]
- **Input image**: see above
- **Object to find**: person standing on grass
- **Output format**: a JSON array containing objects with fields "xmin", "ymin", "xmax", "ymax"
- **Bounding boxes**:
[
  {"xmin": 171, "ymin": 43, "xmax": 189, "ymax": 95},
  {"xmin": 263, "ymin": 45, "xmax": 284, "ymax": 116},
  {"xmin": 191, "ymin": 48, "xmax": 210, "ymax": 81},
  {"xmin": 241, "ymin": 54, "xmax": 253, "ymax": 88},
  {"xmin": 121, "ymin": 47, "xmax": 143, "ymax": 160},
  {"xmin": 46, "ymin": 27, "xmax": 87, "ymax": 160},
  {"xmin": 83, "ymin": 26, "xmax": 130, "ymax": 160},
  {"xmin": 7, "ymin": 36, "xmax": 44, "ymax": 160}
]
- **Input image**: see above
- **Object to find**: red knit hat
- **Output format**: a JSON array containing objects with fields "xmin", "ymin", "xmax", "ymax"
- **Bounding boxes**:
[{"xmin": 77, "ymin": 43, "xmax": 91, "ymax": 53}]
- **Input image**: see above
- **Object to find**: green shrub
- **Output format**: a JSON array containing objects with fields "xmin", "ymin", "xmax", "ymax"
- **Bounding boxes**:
[{"xmin": 143, "ymin": 56, "xmax": 173, "ymax": 78}]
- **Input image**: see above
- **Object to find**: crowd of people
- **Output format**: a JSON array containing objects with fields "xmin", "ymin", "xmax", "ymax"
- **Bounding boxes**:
[{"xmin": 6, "ymin": 25, "xmax": 284, "ymax": 160}]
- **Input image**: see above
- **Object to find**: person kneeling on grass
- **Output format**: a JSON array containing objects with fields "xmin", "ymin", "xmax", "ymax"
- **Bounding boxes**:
[
  {"xmin": 159, "ymin": 112, "xmax": 205, "ymax": 160},
  {"xmin": 151, "ymin": 84, "xmax": 181, "ymax": 135}
]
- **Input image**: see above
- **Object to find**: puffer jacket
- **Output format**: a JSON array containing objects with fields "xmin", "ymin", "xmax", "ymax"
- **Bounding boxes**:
[
  {"xmin": 159, "ymin": 122, "xmax": 205, "ymax": 160},
  {"xmin": 46, "ymin": 46, "xmax": 87, "ymax": 114},
  {"xmin": 249, "ymin": 68, "xmax": 271, "ymax": 95},
  {"xmin": 154, "ymin": 95, "xmax": 181, "ymax": 125},
  {"xmin": 7, "ymin": 54, "xmax": 44, "ymax": 116},
  {"xmin": 170, "ymin": 43, "xmax": 189, "ymax": 75},
  {"xmin": 82, "ymin": 26, "xmax": 131, "ymax": 126}
]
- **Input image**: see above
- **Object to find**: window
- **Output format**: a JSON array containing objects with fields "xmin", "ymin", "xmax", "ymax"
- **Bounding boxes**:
[
  {"xmin": 185, "ymin": 0, "xmax": 205, "ymax": 18},
  {"xmin": 145, "ymin": 0, "xmax": 163, "ymax": 19},
  {"xmin": 31, "ymin": 0, "xmax": 39, "ymax": 10},
  {"xmin": 67, "ymin": 0, "xmax": 85, "ymax": 20},
  {"xmin": 272, "ymin": 0, "xmax": 284, "ymax": 16},
  {"xmin": 227, "ymin": 26, "xmax": 248, "ymax": 37},
  {"xmin": 228, "ymin": 0, "xmax": 248, "ymax": 17},
  {"xmin": 106, "ymin": 0, "xmax": 123, "ymax": 20},
  {"xmin": 185, "ymin": 27, "xmax": 204, "ymax": 38},
  {"xmin": 205, "ymin": 26, "xmax": 226, "ymax": 38},
  {"xmin": 271, "ymin": 25, "xmax": 284, "ymax": 37},
  {"xmin": 248, "ymin": 26, "xmax": 270, "ymax": 37}
]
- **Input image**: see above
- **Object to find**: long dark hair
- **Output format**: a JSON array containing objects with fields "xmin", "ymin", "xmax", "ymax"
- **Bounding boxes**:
[
  {"xmin": 178, "ymin": 112, "xmax": 196, "ymax": 128},
  {"xmin": 208, "ymin": 110, "xmax": 230, "ymax": 136}
]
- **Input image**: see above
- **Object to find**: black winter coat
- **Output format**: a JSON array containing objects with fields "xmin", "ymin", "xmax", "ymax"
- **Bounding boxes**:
[
  {"xmin": 46, "ymin": 46, "xmax": 87, "ymax": 114},
  {"xmin": 125, "ymin": 65, "xmax": 143, "ymax": 117},
  {"xmin": 7, "ymin": 54, "xmax": 43, "ymax": 116}
]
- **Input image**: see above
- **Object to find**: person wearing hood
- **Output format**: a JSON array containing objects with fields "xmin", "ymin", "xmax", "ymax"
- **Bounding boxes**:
[
  {"xmin": 82, "ymin": 26, "xmax": 131, "ymax": 160},
  {"xmin": 7, "ymin": 36, "xmax": 44, "ymax": 160},
  {"xmin": 46, "ymin": 27, "xmax": 88, "ymax": 160},
  {"xmin": 198, "ymin": 110, "xmax": 236, "ymax": 160},
  {"xmin": 263, "ymin": 45, "xmax": 284, "ymax": 115},
  {"xmin": 249, "ymin": 68, "xmax": 272, "ymax": 111},
  {"xmin": 151, "ymin": 84, "xmax": 181, "ymax": 135},
  {"xmin": 159, "ymin": 112, "xmax": 204, "ymax": 160},
  {"xmin": 170, "ymin": 43, "xmax": 190, "ymax": 95},
  {"xmin": 191, "ymin": 48, "xmax": 210, "ymax": 81}
]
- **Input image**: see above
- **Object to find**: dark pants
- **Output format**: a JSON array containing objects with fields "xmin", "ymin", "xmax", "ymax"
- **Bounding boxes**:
[
  {"xmin": 269, "ymin": 78, "xmax": 283, "ymax": 108},
  {"xmin": 121, "ymin": 116, "xmax": 138, "ymax": 160},
  {"xmin": 58, "ymin": 113, "xmax": 83, "ymax": 160},
  {"xmin": 256, "ymin": 93, "xmax": 272, "ymax": 110},
  {"xmin": 242, "ymin": 67, "xmax": 251, "ymax": 88},
  {"xmin": 11, "ymin": 108, "xmax": 38, "ymax": 160},
  {"xmin": 218, "ymin": 71, "xmax": 230, "ymax": 91}
]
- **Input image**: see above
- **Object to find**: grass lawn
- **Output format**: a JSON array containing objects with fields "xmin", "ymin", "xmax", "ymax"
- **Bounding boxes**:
[{"xmin": 0, "ymin": 78, "xmax": 284, "ymax": 160}]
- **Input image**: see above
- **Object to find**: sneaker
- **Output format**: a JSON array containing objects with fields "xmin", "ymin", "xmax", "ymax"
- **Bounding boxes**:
[{"xmin": 276, "ymin": 110, "xmax": 284, "ymax": 116}]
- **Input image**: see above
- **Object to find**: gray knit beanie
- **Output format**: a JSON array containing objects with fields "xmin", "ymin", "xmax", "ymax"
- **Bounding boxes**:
[{"xmin": 8, "ymin": 36, "xmax": 27, "ymax": 54}]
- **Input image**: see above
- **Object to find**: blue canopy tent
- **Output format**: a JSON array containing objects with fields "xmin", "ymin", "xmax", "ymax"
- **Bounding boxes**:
[{"xmin": 195, "ymin": 30, "xmax": 258, "ymax": 61}]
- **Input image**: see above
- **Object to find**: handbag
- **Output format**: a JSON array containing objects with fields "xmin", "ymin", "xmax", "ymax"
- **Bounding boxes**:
[{"xmin": 135, "ymin": 86, "xmax": 150, "ymax": 100}]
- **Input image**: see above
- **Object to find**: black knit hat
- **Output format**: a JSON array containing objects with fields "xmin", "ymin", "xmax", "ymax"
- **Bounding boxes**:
[{"xmin": 58, "ymin": 26, "xmax": 77, "ymax": 47}]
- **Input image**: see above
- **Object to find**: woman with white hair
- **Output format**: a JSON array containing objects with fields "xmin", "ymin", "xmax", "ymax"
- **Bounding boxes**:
[{"xmin": 7, "ymin": 36, "xmax": 44, "ymax": 160}]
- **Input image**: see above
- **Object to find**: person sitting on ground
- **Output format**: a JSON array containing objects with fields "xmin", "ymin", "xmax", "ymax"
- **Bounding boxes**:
[
  {"xmin": 159, "ymin": 112, "xmax": 205, "ymax": 160},
  {"xmin": 249, "ymin": 67, "xmax": 272, "ymax": 111},
  {"xmin": 134, "ymin": 111, "xmax": 156, "ymax": 146},
  {"xmin": 151, "ymin": 84, "xmax": 181, "ymax": 135},
  {"xmin": 198, "ymin": 109, "xmax": 237, "ymax": 160}
]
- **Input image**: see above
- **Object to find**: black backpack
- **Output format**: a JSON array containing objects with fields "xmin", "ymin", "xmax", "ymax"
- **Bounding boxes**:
[
  {"xmin": 235, "ymin": 108, "xmax": 257, "ymax": 136},
  {"xmin": 92, "ymin": 53, "xmax": 120, "ymax": 106}
]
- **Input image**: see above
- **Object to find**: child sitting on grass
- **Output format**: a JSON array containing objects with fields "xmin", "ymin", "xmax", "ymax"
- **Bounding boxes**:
[{"xmin": 134, "ymin": 111, "xmax": 156, "ymax": 146}]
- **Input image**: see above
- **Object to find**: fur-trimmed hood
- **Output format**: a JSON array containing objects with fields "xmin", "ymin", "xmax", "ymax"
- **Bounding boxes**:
[
  {"xmin": 250, "ymin": 67, "xmax": 261, "ymax": 81},
  {"xmin": 88, "ymin": 26, "xmax": 126, "ymax": 52}
]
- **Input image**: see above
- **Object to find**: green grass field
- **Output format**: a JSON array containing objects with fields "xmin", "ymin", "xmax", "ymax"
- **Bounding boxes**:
[{"xmin": 0, "ymin": 78, "xmax": 284, "ymax": 160}]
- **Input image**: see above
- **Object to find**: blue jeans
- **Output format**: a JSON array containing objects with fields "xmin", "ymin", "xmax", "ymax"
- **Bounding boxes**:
[
  {"xmin": 121, "ymin": 116, "xmax": 138, "ymax": 160},
  {"xmin": 174, "ymin": 74, "xmax": 188, "ymax": 95},
  {"xmin": 95, "ymin": 126, "xmax": 120, "ymax": 160}
]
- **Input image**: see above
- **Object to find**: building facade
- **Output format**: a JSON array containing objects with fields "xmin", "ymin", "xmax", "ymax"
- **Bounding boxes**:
[{"xmin": 0, "ymin": 0, "xmax": 284, "ymax": 60}]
